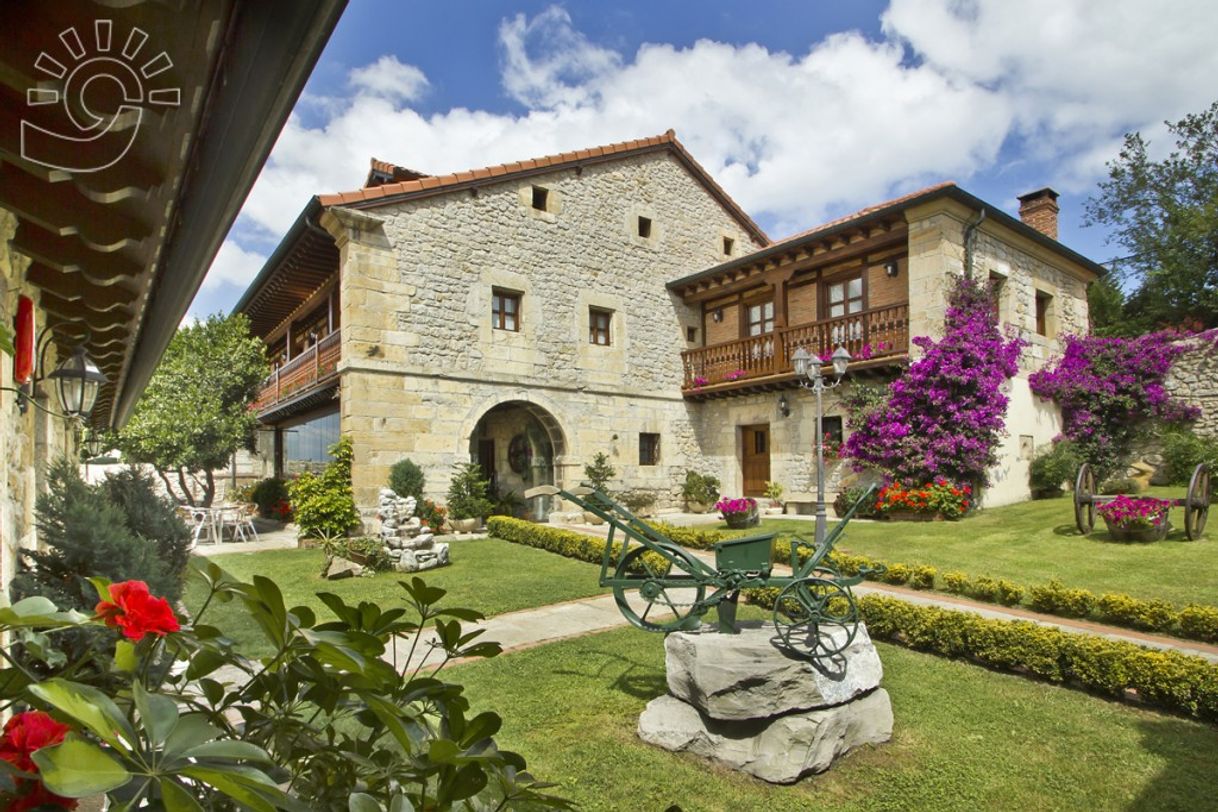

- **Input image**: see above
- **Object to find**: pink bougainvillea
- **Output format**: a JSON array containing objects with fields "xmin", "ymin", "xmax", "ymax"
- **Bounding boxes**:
[
  {"xmin": 1029, "ymin": 332, "xmax": 1199, "ymax": 480},
  {"xmin": 844, "ymin": 275, "xmax": 1024, "ymax": 486}
]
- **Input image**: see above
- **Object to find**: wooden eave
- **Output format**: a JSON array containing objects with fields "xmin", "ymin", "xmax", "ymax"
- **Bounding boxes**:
[{"xmin": 236, "ymin": 209, "xmax": 340, "ymax": 340}]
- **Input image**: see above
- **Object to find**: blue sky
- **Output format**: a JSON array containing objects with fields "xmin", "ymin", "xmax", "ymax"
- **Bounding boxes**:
[{"xmin": 191, "ymin": 0, "xmax": 1218, "ymax": 319}]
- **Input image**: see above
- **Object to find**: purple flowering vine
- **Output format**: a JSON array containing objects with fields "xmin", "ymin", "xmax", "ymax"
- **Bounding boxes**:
[
  {"xmin": 844, "ymin": 275, "xmax": 1024, "ymax": 486},
  {"xmin": 1028, "ymin": 332, "xmax": 1199, "ymax": 480}
]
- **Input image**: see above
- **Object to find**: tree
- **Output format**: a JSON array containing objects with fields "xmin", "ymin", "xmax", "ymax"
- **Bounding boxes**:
[
  {"xmin": 1085, "ymin": 100, "xmax": 1218, "ymax": 331},
  {"xmin": 115, "ymin": 313, "xmax": 267, "ymax": 505}
]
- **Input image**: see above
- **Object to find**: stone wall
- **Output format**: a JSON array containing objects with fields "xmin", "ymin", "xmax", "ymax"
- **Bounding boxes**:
[
  {"xmin": 0, "ymin": 210, "xmax": 76, "ymax": 594},
  {"xmin": 1166, "ymin": 336, "xmax": 1218, "ymax": 439},
  {"xmin": 325, "ymin": 151, "xmax": 763, "ymax": 510}
]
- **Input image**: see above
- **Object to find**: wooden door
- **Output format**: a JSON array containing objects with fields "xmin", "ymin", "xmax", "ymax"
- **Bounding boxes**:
[
  {"xmin": 477, "ymin": 439, "xmax": 496, "ymax": 484},
  {"xmin": 741, "ymin": 424, "xmax": 770, "ymax": 497}
]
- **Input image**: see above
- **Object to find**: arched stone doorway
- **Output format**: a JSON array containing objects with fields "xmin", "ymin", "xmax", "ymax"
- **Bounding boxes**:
[{"xmin": 468, "ymin": 400, "xmax": 566, "ymax": 521}]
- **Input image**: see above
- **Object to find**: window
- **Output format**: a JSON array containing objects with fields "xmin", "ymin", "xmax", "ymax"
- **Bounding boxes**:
[
  {"xmin": 753, "ymin": 430, "xmax": 767, "ymax": 455},
  {"xmin": 1035, "ymin": 290, "xmax": 1053, "ymax": 336},
  {"xmin": 589, "ymin": 307, "xmax": 612, "ymax": 345},
  {"xmin": 280, "ymin": 409, "xmax": 340, "ymax": 477},
  {"xmin": 492, "ymin": 289, "xmax": 521, "ymax": 331},
  {"xmin": 686, "ymin": 326, "xmax": 698, "ymax": 343},
  {"xmin": 822, "ymin": 415, "xmax": 844, "ymax": 449},
  {"xmin": 989, "ymin": 271, "xmax": 1006, "ymax": 321},
  {"xmin": 745, "ymin": 300, "xmax": 774, "ymax": 336},
  {"xmin": 639, "ymin": 433, "xmax": 660, "ymax": 466},
  {"xmin": 531, "ymin": 185, "xmax": 548, "ymax": 211},
  {"xmin": 827, "ymin": 276, "xmax": 864, "ymax": 318},
  {"xmin": 722, "ymin": 236, "xmax": 734, "ymax": 256},
  {"xmin": 637, "ymin": 216, "xmax": 652, "ymax": 238}
]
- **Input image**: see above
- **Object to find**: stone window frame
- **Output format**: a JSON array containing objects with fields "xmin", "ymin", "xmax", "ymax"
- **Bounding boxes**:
[
  {"xmin": 1034, "ymin": 287, "xmax": 1055, "ymax": 338},
  {"xmin": 519, "ymin": 182, "xmax": 560, "ymax": 223},
  {"xmin": 491, "ymin": 287, "xmax": 522, "ymax": 332},
  {"xmin": 722, "ymin": 235, "xmax": 735, "ymax": 257},
  {"xmin": 589, "ymin": 306, "xmax": 612, "ymax": 346},
  {"xmin": 626, "ymin": 206, "xmax": 661, "ymax": 249},
  {"xmin": 639, "ymin": 432, "xmax": 661, "ymax": 466}
]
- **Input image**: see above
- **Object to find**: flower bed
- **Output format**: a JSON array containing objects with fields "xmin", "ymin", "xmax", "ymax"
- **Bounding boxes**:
[
  {"xmin": 1097, "ymin": 495, "xmax": 1173, "ymax": 541},
  {"xmin": 874, "ymin": 479, "xmax": 971, "ymax": 520}
]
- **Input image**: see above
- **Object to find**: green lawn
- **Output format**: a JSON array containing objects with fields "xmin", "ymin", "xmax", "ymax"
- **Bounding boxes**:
[
  {"xmin": 183, "ymin": 539, "xmax": 611, "ymax": 655},
  {"xmin": 731, "ymin": 488, "xmax": 1217, "ymax": 607},
  {"xmin": 456, "ymin": 621, "xmax": 1218, "ymax": 811}
]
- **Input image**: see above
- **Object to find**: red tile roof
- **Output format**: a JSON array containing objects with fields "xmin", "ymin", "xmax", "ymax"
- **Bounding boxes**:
[
  {"xmin": 766, "ymin": 181, "xmax": 957, "ymax": 250},
  {"xmin": 364, "ymin": 158, "xmax": 429, "ymax": 188},
  {"xmin": 320, "ymin": 130, "xmax": 768, "ymax": 245}
]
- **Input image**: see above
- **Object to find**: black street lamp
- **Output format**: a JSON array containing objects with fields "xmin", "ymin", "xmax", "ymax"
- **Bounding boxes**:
[{"xmin": 791, "ymin": 345, "xmax": 851, "ymax": 545}]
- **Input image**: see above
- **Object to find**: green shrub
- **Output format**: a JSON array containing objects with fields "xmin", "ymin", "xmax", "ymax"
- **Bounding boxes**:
[
  {"xmin": 620, "ymin": 489, "xmax": 658, "ymax": 516},
  {"xmin": 325, "ymin": 536, "xmax": 391, "ymax": 572},
  {"xmin": 994, "ymin": 579, "xmax": 1025, "ymax": 607},
  {"xmin": 1028, "ymin": 579, "xmax": 1095, "ymax": 618},
  {"xmin": 1179, "ymin": 604, "xmax": 1218, "ymax": 642},
  {"xmin": 583, "ymin": 452, "xmax": 616, "ymax": 493},
  {"xmin": 1160, "ymin": 429, "xmax": 1218, "ymax": 488},
  {"xmin": 488, "ymin": 516, "xmax": 668, "ymax": 574},
  {"xmin": 288, "ymin": 437, "xmax": 360, "ymax": 540},
  {"xmin": 446, "ymin": 462, "xmax": 494, "ymax": 521},
  {"xmin": 1028, "ymin": 440, "xmax": 1080, "ymax": 498},
  {"xmin": 98, "ymin": 466, "xmax": 192, "ymax": 595},
  {"xmin": 833, "ymin": 485, "xmax": 881, "ymax": 518},
  {"xmin": 880, "ymin": 563, "xmax": 912, "ymax": 585},
  {"xmin": 649, "ymin": 521, "xmax": 733, "ymax": 550},
  {"xmin": 909, "ymin": 565, "xmax": 937, "ymax": 590},
  {"xmin": 249, "ymin": 477, "xmax": 290, "ymax": 519},
  {"xmin": 942, "ymin": 570, "xmax": 970, "ymax": 595},
  {"xmin": 969, "ymin": 575, "xmax": 1001, "ymax": 603},
  {"xmin": 1097, "ymin": 593, "xmax": 1178, "ymax": 632},
  {"xmin": 856, "ymin": 595, "xmax": 1218, "ymax": 722},
  {"xmin": 388, "ymin": 458, "xmax": 426, "ymax": 500},
  {"xmin": 681, "ymin": 470, "xmax": 720, "ymax": 506}
]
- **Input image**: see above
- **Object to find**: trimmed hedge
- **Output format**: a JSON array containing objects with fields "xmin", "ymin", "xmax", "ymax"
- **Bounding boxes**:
[
  {"xmin": 743, "ymin": 590, "xmax": 1218, "ymax": 722},
  {"xmin": 487, "ymin": 516, "xmax": 669, "ymax": 574}
]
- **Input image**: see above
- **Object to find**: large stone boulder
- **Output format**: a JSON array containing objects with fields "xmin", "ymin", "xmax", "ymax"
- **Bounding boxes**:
[
  {"xmin": 638, "ymin": 688, "xmax": 893, "ymax": 784},
  {"xmin": 664, "ymin": 624, "xmax": 883, "ymax": 720}
]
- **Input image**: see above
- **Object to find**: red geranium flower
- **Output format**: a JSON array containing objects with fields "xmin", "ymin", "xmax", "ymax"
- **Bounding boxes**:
[
  {"xmin": 95, "ymin": 581, "xmax": 180, "ymax": 641},
  {"xmin": 0, "ymin": 712, "xmax": 78, "ymax": 811}
]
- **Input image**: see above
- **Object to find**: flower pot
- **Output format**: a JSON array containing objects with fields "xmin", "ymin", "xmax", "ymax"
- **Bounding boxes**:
[
  {"xmin": 885, "ymin": 510, "xmax": 943, "ymax": 522},
  {"xmin": 686, "ymin": 501, "xmax": 711, "ymax": 514},
  {"xmin": 450, "ymin": 517, "xmax": 480, "ymax": 533},
  {"xmin": 723, "ymin": 510, "xmax": 760, "ymax": 529},
  {"xmin": 1103, "ymin": 518, "xmax": 1170, "ymax": 542}
]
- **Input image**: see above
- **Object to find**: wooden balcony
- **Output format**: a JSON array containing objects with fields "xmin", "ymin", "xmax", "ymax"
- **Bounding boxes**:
[
  {"xmin": 253, "ymin": 330, "xmax": 341, "ymax": 414},
  {"xmin": 681, "ymin": 303, "xmax": 909, "ymax": 397}
]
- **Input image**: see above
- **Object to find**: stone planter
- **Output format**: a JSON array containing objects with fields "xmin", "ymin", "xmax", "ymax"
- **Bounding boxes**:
[
  {"xmin": 1104, "ymin": 518, "xmax": 1170, "ymax": 542},
  {"xmin": 583, "ymin": 511, "xmax": 605, "ymax": 526},
  {"xmin": 450, "ymin": 517, "xmax": 480, "ymax": 533},
  {"xmin": 723, "ymin": 510, "xmax": 760, "ymax": 529},
  {"xmin": 686, "ymin": 501, "xmax": 711, "ymax": 514},
  {"xmin": 884, "ymin": 510, "xmax": 944, "ymax": 522}
]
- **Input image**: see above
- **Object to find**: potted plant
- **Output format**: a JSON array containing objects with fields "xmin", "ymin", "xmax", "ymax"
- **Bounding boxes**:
[
  {"xmin": 874, "ymin": 479, "xmax": 971, "ymax": 521},
  {"xmin": 716, "ymin": 496, "xmax": 759, "ymax": 529},
  {"xmin": 621, "ymin": 488, "xmax": 658, "ymax": 518},
  {"xmin": 446, "ymin": 462, "xmax": 493, "ymax": 532},
  {"xmin": 762, "ymin": 481, "xmax": 785, "ymax": 515},
  {"xmin": 1097, "ymin": 495, "xmax": 1172, "ymax": 542},
  {"xmin": 582, "ymin": 452, "xmax": 616, "ymax": 524},
  {"xmin": 833, "ymin": 485, "xmax": 881, "ymax": 519},
  {"xmin": 682, "ymin": 470, "xmax": 720, "ymax": 513}
]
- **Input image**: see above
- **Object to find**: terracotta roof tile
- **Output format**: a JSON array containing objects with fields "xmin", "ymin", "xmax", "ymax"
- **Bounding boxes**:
[{"xmin": 317, "ymin": 129, "xmax": 767, "ymax": 244}]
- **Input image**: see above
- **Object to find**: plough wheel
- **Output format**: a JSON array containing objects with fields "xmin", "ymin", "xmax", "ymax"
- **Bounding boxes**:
[
  {"xmin": 1185, "ymin": 464, "xmax": 1211, "ymax": 541},
  {"xmin": 612, "ymin": 546, "xmax": 706, "ymax": 632},
  {"xmin": 772, "ymin": 576, "xmax": 859, "ymax": 659},
  {"xmin": 1074, "ymin": 463, "xmax": 1096, "ymax": 535}
]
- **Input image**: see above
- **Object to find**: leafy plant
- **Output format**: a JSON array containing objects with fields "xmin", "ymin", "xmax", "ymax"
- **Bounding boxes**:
[
  {"xmin": 681, "ymin": 470, "xmax": 720, "ymax": 506},
  {"xmin": 1028, "ymin": 579, "xmax": 1096, "ymax": 618},
  {"xmin": 0, "ymin": 572, "xmax": 572, "ymax": 810},
  {"xmin": 1099, "ymin": 476, "xmax": 1142, "ymax": 495},
  {"xmin": 287, "ymin": 436, "xmax": 360, "ymax": 541},
  {"xmin": 388, "ymin": 457, "xmax": 426, "ymax": 500},
  {"xmin": 833, "ymin": 484, "xmax": 881, "ymax": 518},
  {"xmin": 763, "ymin": 481, "xmax": 784, "ymax": 505},
  {"xmin": 873, "ymin": 479, "xmax": 972, "ymax": 519},
  {"xmin": 1160, "ymin": 428, "xmax": 1218, "ymax": 486},
  {"xmin": 909, "ymin": 565, "xmax": 937, "ymax": 591},
  {"xmin": 248, "ymin": 477, "xmax": 290, "ymax": 518},
  {"xmin": 620, "ymin": 489, "xmax": 657, "ymax": 516},
  {"xmin": 417, "ymin": 498, "xmax": 448, "ymax": 533},
  {"xmin": 446, "ymin": 462, "xmax": 494, "ymax": 521},
  {"xmin": 583, "ymin": 452, "xmax": 616, "ymax": 493},
  {"xmin": 1028, "ymin": 440, "xmax": 1080, "ymax": 498}
]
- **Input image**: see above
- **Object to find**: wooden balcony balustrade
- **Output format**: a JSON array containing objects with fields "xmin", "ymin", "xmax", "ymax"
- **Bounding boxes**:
[
  {"xmin": 681, "ymin": 303, "xmax": 909, "ymax": 391},
  {"xmin": 254, "ymin": 330, "xmax": 341, "ymax": 412}
]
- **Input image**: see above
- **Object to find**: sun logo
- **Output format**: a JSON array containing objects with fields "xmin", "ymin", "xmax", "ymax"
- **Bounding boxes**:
[{"xmin": 21, "ymin": 20, "xmax": 181, "ymax": 174}]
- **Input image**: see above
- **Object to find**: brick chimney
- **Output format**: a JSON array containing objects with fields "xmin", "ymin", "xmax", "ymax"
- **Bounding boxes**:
[{"xmin": 1017, "ymin": 187, "xmax": 1060, "ymax": 240}]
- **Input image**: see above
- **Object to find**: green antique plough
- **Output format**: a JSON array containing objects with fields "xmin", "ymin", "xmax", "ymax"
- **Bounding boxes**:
[{"xmin": 524, "ymin": 484, "xmax": 882, "ymax": 658}]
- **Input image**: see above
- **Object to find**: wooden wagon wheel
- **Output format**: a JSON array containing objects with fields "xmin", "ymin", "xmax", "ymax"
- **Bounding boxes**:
[
  {"xmin": 772, "ymin": 577, "xmax": 859, "ymax": 659},
  {"xmin": 612, "ymin": 546, "xmax": 706, "ymax": 632},
  {"xmin": 1185, "ymin": 464, "xmax": 1211, "ymax": 541},
  {"xmin": 1074, "ymin": 464, "xmax": 1096, "ymax": 535}
]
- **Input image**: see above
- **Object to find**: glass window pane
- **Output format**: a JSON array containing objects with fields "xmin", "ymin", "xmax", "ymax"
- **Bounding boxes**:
[
  {"xmin": 829, "ymin": 284, "xmax": 844, "ymax": 303},
  {"xmin": 763, "ymin": 302, "xmax": 774, "ymax": 319},
  {"xmin": 848, "ymin": 278, "xmax": 863, "ymax": 298},
  {"xmin": 504, "ymin": 297, "xmax": 516, "ymax": 314},
  {"xmin": 830, "ymin": 303, "xmax": 845, "ymax": 318},
  {"xmin": 849, "ymin": 299, "xmax": 863, "ymax": 313}
]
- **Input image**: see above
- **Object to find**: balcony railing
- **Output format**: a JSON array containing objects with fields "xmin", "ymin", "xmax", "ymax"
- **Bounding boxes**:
[
  {"xmin": 681, "ymin": 303, "xmax": 909, "ymax": 391},
  {"xmin": 254, "ymin": 330, "xmax": 341, "ymax": 412}
]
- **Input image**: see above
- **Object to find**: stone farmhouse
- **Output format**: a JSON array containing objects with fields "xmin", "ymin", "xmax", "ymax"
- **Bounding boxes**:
[{"xmin": 235, "ymin": 131, "xmax": 1104, "ymax": 519}]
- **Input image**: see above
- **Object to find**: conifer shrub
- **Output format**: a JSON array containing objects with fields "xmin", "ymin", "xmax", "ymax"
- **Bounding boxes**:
[{"xmin": 389, "ymin": 458, "xmax": 426, "ymax": 500}]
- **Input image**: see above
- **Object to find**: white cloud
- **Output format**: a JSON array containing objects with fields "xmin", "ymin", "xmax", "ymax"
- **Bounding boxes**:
[
  {"xmin": 202, "ymin": 240, "xmax": 267, "ymax": 290},
  {"xmin": 206, "ymin": 0, "xmax": 1218, "ymax": 293},
  {"xmin": 347, "ymin": 55, "xmax": 429, "ymax": 104}
]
